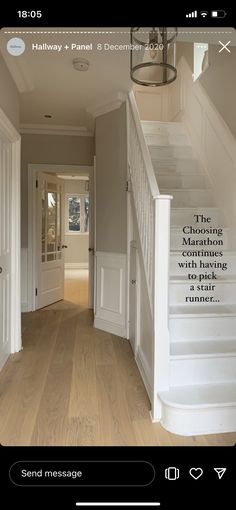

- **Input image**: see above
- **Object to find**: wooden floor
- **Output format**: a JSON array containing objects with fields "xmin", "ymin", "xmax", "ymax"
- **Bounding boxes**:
[{"xmin": 0, "ymin": 270, "xmax": 235, "ymax": 446}]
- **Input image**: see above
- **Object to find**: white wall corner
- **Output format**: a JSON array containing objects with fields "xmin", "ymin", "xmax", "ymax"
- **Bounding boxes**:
[{"xmin": 86, "ymin": 92, "xmax": 126, "ymax": 118}]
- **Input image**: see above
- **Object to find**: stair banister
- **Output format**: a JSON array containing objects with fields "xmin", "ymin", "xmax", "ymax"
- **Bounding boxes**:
[{"xmin": 127, "ymin": 91, "xmax": 172, "ymax": 420}]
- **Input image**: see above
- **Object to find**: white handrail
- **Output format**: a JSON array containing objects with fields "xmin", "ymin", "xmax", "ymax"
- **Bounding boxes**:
[
  {"xmin": 128, "ymin": 91, "xmax": 160, "ymax": 198},
  {"xmin": 127, "ymin": 94, "xmax": 156, "ymax": 307}
]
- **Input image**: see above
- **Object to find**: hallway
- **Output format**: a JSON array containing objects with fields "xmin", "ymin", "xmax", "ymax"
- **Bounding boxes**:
[{"xmin": 0, "ymin": 271, "xmax": 235, "ymax": 446}]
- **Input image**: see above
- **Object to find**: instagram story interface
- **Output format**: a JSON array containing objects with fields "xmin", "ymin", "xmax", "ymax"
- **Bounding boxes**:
[{"xmin": 0, "ymin": 14, "xmax": 235, "ymax": 509}]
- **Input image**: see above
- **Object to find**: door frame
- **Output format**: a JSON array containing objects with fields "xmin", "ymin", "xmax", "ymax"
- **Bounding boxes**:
[
  {"xmin": 27, "ymin": 164, "xmax": 93, "ymax": 311},
  {"xmin": 0, "ymin": 107, "xmax": 21, "ymax": 353},
  {"xmin": 88, "ymin": 155, "xmax": 96, "ymax": 310}
]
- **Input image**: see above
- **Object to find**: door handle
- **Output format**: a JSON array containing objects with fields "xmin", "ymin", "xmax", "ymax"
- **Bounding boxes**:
[
  {"xmin": 131, "ymin": 279, "xmax": 136, "ymax": 285},
  {"xmin": 88, "ymin": 248, "xmax": 94, "ymax": 253},
  {"xmin": 61, "ymin": 245, "xmax": 68, "ymax": 249},
  {"xmin": 0, "ymin": 267, "xmax": 2, "ymax": 274}
]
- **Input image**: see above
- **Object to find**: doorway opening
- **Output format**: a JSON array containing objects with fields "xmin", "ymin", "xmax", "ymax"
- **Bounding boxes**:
[{"xmin": 26, "ymin": 164, "xmax": 94, "ymax": 314}]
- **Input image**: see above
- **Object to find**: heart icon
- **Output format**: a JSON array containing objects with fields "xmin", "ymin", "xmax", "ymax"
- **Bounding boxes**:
[{"xmin": 189, "ymin": 467, "xmax": 203, "ymax": 480}]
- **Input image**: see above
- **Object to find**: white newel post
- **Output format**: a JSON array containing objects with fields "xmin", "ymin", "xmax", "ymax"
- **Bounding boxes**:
[{"xmin": 151, "ymin": 194, "xmax": 172, "ymax": 422}]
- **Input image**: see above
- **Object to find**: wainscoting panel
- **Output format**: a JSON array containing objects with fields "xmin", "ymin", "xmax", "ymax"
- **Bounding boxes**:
[{"xmin": 94, "ymin": 251, "xmax": 126, "ymax": 337}]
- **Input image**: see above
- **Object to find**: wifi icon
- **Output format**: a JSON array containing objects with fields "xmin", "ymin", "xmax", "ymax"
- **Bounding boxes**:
[{"xmin": 201, "ymin": 11, "xmax": 208, "ymax": 17}]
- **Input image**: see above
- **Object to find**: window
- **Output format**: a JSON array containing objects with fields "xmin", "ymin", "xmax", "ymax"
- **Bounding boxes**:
[{"xmin": 66, "ymin": 194, "xmax": 89, "ymax": 234}]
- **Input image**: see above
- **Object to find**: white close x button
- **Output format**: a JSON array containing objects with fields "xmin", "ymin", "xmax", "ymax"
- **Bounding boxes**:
[{"xmin": 218, "ymin": 41, "xmax": 231, "ymax": 53}]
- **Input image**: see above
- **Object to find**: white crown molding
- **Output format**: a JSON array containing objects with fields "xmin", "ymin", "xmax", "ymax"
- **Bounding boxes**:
[
  {"xmin": 20, "ymin": 123, "xmax": 93, "ymax": 136},
  {"xmin": 87, "ymin": 92, "xmax": 126, "ymax": 118}
]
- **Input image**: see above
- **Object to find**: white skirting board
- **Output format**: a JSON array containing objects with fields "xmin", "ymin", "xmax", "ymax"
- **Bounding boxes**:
[
  {"xmin": 64, "ymin": 262, "xmax": 89, "ymax": 269},
  {"xmin": 135, "ymin": 347, "xmax": 152, "ymax": 402},
  {"xmin": 94, "ymin": 251, "xmax": 127, "ymax": 337},
  {"xmin": 94, "ymin": 317, "xmax": 126, "ymax": 337}
]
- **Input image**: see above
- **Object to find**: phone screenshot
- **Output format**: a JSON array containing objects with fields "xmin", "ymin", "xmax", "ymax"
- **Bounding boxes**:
[{"xmin": 0, "ymin": 6, "xmax": 235, "ymax": 509}]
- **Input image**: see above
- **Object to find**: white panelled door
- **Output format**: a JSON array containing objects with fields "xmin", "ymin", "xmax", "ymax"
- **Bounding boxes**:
[
  {"xmin": 37, "ymin": 173, "xmax": 65, "ymax": 309},
  {"xmin": 0, "ymin": 136, "xmax": 12, "ymax": 369}
]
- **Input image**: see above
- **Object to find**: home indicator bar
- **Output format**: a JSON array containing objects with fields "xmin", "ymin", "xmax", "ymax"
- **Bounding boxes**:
[{"xmin": 75, "ymin": 504, "xmax": 161, "ymax": 507}]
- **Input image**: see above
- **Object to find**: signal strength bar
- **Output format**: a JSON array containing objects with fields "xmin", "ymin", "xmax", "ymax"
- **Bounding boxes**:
[{"xmin": 186, "ymin": 10, "xmax": 198, "ymax": 18}]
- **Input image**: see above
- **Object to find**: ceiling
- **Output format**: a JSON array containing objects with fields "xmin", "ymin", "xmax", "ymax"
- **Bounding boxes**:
[{"xmin": 0, "ymin": 27, "xmax": 235, "ymax": 131}]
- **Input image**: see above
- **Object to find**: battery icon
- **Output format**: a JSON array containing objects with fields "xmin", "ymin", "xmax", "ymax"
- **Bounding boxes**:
[{"xmin": 211, "ymin": 10, "xmax": 227, "ymax": 18}]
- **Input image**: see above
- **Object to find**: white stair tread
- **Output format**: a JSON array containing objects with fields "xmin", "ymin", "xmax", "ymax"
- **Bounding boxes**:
[
  {"xmin": 148, "ymin": 144, "xmax": 191, "ymax": 148},
  {"xmin": 170, "ymin": 340, "xmax": 236, "ymax": 357},
  {"xmin": 170, "ymin": 275, "xmax": 236, "ymax": 283},
  {"xmin": 170, "ymin": 225, "xmax": 229, "ymax": 231},
  {"xmin": 142, "ymin": 120, "xmax": 185, "ymax": 129},
  {"xmin": 157, "ymin": 171, "xmax": 204, "ymax": 177},
  {"xmin": 172, "ymin": 206, "xmax": 219, "ymax": 211},
  {"xmin": 170, "ymin": 304, "xmax": 236, "ymax": 317},
  {"xmin": 162, "ymin": 188, "xmax": 211, "ymax": 192},
  {"xmin": 159, "ymin": 382, "xmax": 236, "ymax": 409},
  {"xmin": 171, "ymin": 250, "xmax": 236, "ymax": 255}
]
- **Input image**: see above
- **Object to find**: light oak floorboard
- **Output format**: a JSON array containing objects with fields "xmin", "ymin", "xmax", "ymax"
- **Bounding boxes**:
[{"xmin": 0, "ymin": 273, "xmax": 236, "ymax": 446}]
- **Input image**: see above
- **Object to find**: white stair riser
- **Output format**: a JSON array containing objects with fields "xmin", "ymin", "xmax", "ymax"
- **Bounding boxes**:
[
  {"xmin": 170, "ymin": 281, "xmax": 236, "ymax": 305},
  {"xmin": 170, "ymin": 253, "xmax": 236, "ymax": 276},
  {"xmin": 141, "ymin": 121, "xmax": 186, "ymax": 135},
  {"xmin": 149, "ymin": 145, "xmax": 193, "ymax": 159},
  {"xmin": 157, "ymin": 174, "xmax": 207, "ymax": 190},
  {"xmin": 170, "ymin": 228, "xmax": 229, "ymax": 250},
  {"xmin": 168, "ymin": 189, "xmax": 213, "ymax": 207},
  {"xmin": 170, "ymin": 357, "xmax": 236, "ymax": 386},
  {"xmin": 160, "ymin": 403, "xmax": 236, "ymax": 435},
  {"xmin": 145, "ymin": 133, "xmax": 189, "ymax": 146},
  {"xmin": 169, "ymin": 316, "xmax": 236, "ymax": 342},
  {"xmin": 171, "ymin": 208, "xmax": 222, "ymax": 226},
  {"xmin": 152, "ymin": 158, "xmax": 198, "ymax": 174}
]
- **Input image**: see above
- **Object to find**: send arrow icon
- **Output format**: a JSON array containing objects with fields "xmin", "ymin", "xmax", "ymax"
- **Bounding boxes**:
[{"xmin": 214, "ymin": 468, "xmax": 227, "ymax": 479}]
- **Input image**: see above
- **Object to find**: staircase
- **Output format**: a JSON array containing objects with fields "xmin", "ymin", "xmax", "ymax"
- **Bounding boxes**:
[{"xmin": 142, "ymin": 120, "xmax": 236, "ymax": 435}]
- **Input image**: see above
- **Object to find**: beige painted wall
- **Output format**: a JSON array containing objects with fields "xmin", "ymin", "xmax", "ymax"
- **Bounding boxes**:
[
  {"xmin": 134, "ymin": 42, "xmax": 194, "ymax": 122},
  {"xmin": 0, "ymin": 54, "xmax": 19, "ymax": 130},
  {"xmin": 95, "ymin": 103, "xmax": 127, "ymax": 254},
  {"xmin": 64, "ymin": 179, "xmax": 89, "ymax": 265},
  {"xmin": 176, "ymin": 41, "xmax": 193, "ymax": 69},
  {"xmin": 200, "ymin": 45, "xmax": 236, "ymax": 138},
  {"xmin": 21, "ymin": 133, "xmax": 94, "ymax": 247}
]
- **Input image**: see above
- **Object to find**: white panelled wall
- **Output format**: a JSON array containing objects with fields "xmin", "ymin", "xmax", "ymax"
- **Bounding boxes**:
[{"xmin": 94, "ymin": 252, "xmax": 127, "ymax": 337}]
